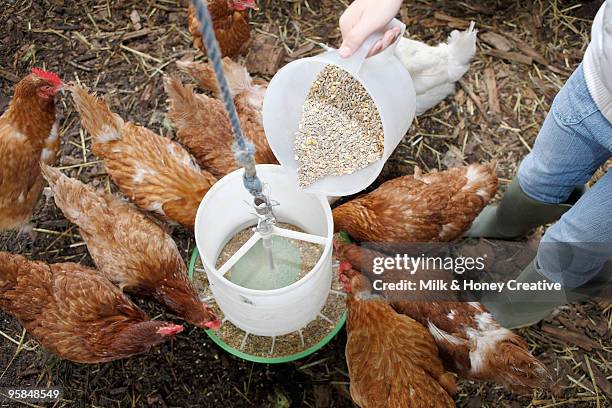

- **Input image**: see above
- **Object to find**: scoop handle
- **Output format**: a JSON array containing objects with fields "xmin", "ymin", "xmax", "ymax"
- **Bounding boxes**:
[{"xmin": 341, "ymin": 18, "xmax": 406, "ymax": 75}]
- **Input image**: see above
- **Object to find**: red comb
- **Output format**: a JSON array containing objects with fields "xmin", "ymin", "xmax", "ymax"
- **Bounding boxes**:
[{"xmin": 32, "ymin": 68, "xmax": 61, "ymax": 87}]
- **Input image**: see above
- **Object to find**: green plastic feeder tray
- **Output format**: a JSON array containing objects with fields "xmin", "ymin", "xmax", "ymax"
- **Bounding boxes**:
[{"xmin": 189, "ymin": 247, "xmax": 347, "ymax": 364}]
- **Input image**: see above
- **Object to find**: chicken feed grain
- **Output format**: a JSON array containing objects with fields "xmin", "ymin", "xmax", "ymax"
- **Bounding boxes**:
[
  {"xmin": 294, "ymin": 65, "xmax": 384, "ymax": 187},
  {"xmin": 192, "ymin": 257, "xmax": 346, "ymax": 358}
]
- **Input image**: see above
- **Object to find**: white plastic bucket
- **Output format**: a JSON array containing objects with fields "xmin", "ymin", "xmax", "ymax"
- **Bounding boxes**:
[
  {"xmin": 194, "ymin": 165, "xmax": 334, "ymax": 337},
  {"xmin": 263, "ymin": 19, "xmax": 416, "ymax": 196}
]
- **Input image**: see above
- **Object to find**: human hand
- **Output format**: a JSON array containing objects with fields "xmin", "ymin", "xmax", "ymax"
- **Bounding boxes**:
[{"xmin": 339, "ymin": 0, "xmax": 403, "ymax": 58}]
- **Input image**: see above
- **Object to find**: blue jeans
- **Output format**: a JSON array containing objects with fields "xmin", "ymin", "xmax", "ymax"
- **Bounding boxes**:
[{"xmin": 518, "ymin": 64, "xmax": 612, "ymax": 288}]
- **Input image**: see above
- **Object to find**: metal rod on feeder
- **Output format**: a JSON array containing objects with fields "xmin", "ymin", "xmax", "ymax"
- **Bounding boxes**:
[{"xmin": 191, "ymin": 0, "xmax": 276, "ymax": 269}]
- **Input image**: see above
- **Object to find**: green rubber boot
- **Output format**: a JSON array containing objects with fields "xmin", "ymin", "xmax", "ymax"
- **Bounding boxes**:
[
  {"xmin": 483, "ymin": 260, "xmax": 567, "ymax": 329},
  {"xmin": 485, "ymin": 260, "xmax": 612, "ymax": 329},
  {"xmin": 465, "ymin": 177, "xmax": 585, "ymax": 239}
]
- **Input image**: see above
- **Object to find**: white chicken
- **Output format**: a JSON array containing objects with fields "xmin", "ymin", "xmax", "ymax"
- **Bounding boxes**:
[{"xmin": 396, "ymin": 22, "xmax": 477, "ymax": 115}]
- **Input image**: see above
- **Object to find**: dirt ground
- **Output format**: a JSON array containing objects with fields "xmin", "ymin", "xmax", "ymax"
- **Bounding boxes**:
[{"xmin": 1, "ymin": 0, "xmax": 611, "ymax": 407}]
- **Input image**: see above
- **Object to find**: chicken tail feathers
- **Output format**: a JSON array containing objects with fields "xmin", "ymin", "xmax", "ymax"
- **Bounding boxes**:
[
  {"xmin": 176, "ymin": 60, "xmax": 219, "ymax": 94},
  {"xmin": 447, "ymin": 21, "xmax": 477, "ymax": 66},
  {"xmin": 40, "ymin": 164, "xmax": 104, "ymax": 232},
  {"xmin": 40, "ymin": 162, "xmax": 62, "ymax": 187},
  {"xmin": 463, "ymin": 162, "xmax": 498, "ymax": 203},
  {"xmin": 438, "ymin": 372, "xmax": 459, "ymax": 397},
  {"xmin": 40, "ymin": 164, "xmax": 82, "ymax": 224},
  {"xmin": 177, "ymin": 58, "xmax": 252, "ymax": 97},
  {"xmin": 164, "ymin": 75, "xmax": 204, "ymax": 127},
  {"xmin": 187, "ymin": 5, "xmax": 205, "ymax": 54},
  {"xmin": 69, "ymin": 84, "xmax": 125, "ymax": 151},
  {"xmin": 486, "ymin": 336, "xmax": 552, "ymax": 393}
]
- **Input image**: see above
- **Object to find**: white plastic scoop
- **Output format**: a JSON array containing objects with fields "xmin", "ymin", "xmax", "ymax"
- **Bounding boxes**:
[{"xmin": 263, "ymin": 18, "xmax": 416, "ymax": 196}]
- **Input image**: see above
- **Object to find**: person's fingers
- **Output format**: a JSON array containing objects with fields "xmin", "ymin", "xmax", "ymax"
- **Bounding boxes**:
[
  {"xmin": 366, "ymin": 27, "xmax": 402, "ymax": 57},
  {"xmin": 340, "ymin": 20, "xmax": 376, "ymax": 58},
  {"xmin": 366, "ymin": 39, "xmax": 384, "ymax": 57},
  {"xmin": 338, "ymin": 0, "xmax": 363, "ymax": 38},
  {"xmin": 380, "ymin": 27, "xmax": 401, "ymax": 49}
]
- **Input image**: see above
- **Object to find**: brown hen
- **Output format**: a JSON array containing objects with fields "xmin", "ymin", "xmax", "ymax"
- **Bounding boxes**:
[
  {"xmin": 188, "ymin": 0, "xmax": 257, "ymax": 58},
  {"xmin": 41, "ymin": 165, "xmax": 220, "ymax": 330},
  {"xmin": 0, "ymin": 69, "xmax": 62, "ymax": 232},
  {"xmin": 166, "ymin": 59, "xmax": 276, "ymax": 178},
  {"xmin": 69, "ymin": 84, "xmax": 217, "ymax": 229},
  {"xmin": 341, "ymin": 262, "xmax": 456, "ymax": 408},
  {"xmin": 0, "ymin": 252, "xmax": 183, "ymax": 364},
  {"xmin": 335, "ymin": 240, "xmax": 552, "ymax": 394},
  {"xmin": 333, "ymin": 163, "xmax": 498, "ymax": 242}
]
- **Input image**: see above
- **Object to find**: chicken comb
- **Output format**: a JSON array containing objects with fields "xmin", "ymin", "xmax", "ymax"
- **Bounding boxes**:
[{"xmin": 32, "ymin": 68, "xmax": 62, "ymax": 87}]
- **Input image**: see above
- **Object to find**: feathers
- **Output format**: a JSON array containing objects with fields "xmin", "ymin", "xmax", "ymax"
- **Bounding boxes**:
[
  {"xmin": 70, "ymin": 84, "xmax": 217, "ymax": 229},
  {"xmin": 40, "ymin": 164, "xmax": 219, "ymax": 329},
  {"xmin": 335, "ymin": 241, "xmax": 551, "ymax": 394},
  {"xmin": 0, "ymin": 72, "xmax": 59, "ymax": 231},
  {"xmin": 164, "ymin": 74, "xmax": 236, "ymax": 178},
  {"xmin": 69, "ymin": 84, "xmax": 125, "ymax": 146},
  {"xmin": 166, "ymin": 60, "xmax": 276, "ymax": 178},
  {"xmin": 187, "ymin": 3, "xmax": 252, "ymax": 58},
  {"xmin": 333, "ymin": 163, "xmax": 498, "ymax": 243},
  {"xmin": 0, "ymin": 252, "xmax": 181, "ymax": 364},
  {"xmin": 344, "ymin": 268, "xmax": 456, "ymax": 408},
  {"xmin": 177, "ymin": 57, "xmax": 252, "ymax": 97},
  {"xmin": 396, "ymin": 22, "xmax": 477, "ymax": 115}
]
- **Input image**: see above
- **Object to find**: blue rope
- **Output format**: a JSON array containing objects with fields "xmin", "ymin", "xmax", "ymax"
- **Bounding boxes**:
[{"xmin": 190, "ymin": 0, "xmax": 262, "ymax": 197}]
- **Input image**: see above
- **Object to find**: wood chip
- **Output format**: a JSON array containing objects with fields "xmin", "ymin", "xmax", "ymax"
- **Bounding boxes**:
[
  {"xmin": 290, "ymin": 43, "xmax": 316, "ymax": 59},
  {"xmin": 0, "ymin": 68, "xmax": 19, "ymax": 82},
  {"xmin": 121, "ymin": 28, "xmax": 163, "ymax": 42},
  {"xmin": 433, "ymin": 12, "xmax": 471, "ymax": 29},
  {"xmin": 581, "ymin": 355, "xmax": 612, "ymax": 399},
  {"xmin": 313, "ymin": 385, "xmax": 332, "ymax": 407},
  {"xmin": 129, "ymin": 9, "xmax": 142, "ymax": 31},
  {"xmin": 458, "ymin": 79, "xmax": 490, "ymax": 122},
  {"xmin": 480, "ymin": 32, "xmax": 513, "ymax": 52},
  {"xmin": 556, "ymin": 316, "xmax": 578, "ymax": 332},
  {"xmin": 442, "ymin": 145, "xmax": 464, "ymax": 168},
  {"xmin": 512, "ymin": 38, "xmax": 548, "ymax": 66},
  {"xmin": 245, "ymin": 35, "xmax": 285, "ymax": 76},
  {"xmin": 541, "ymin": 325, "xmax": 602, "ymax": 351},
  {"xmin": 484, "ymin": 68, "xmax": 501, "ymax": 115},
  {"xmin": 484, "ymin": 49, "xmax": 533, "ymax": 66}
]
